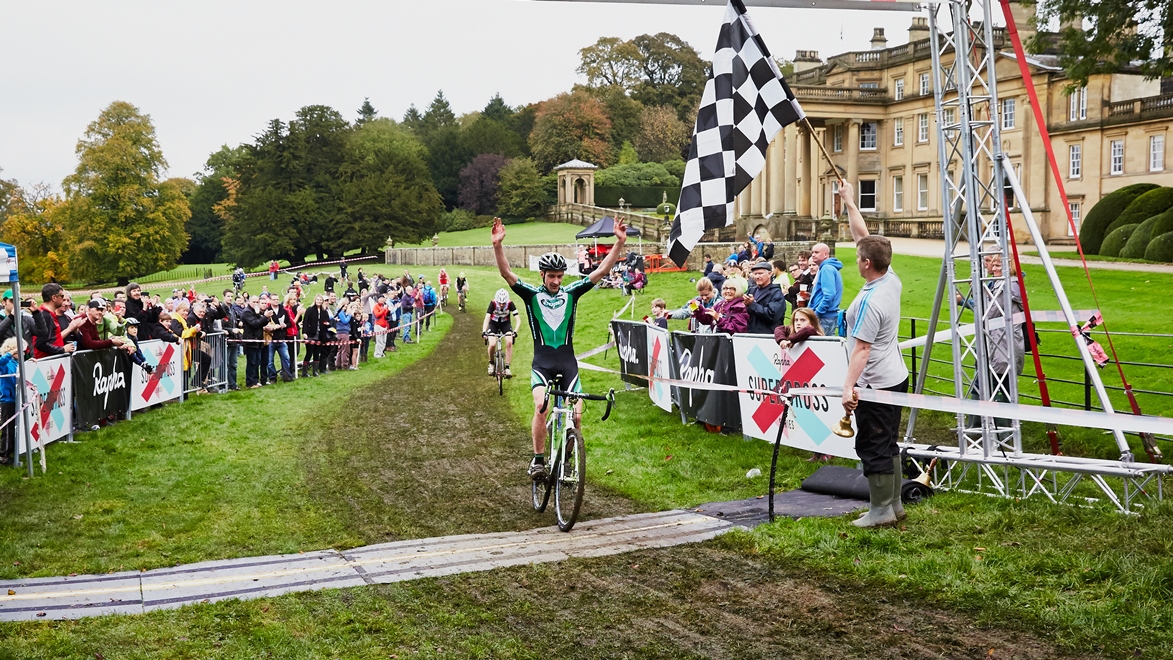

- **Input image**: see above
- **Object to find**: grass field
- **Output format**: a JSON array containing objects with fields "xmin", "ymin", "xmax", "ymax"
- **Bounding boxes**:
[
  {"xmin": 1, "ymin": 251, "xmax": 1171, "ymax": 657},
  {"xmin": 399, "ymin": 221, "xmax": 583, "ymax": 247}
]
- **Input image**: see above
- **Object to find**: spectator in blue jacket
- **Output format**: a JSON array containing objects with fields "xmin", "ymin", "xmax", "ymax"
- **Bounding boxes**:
[
  {"xmin": 0, "ymin": 337, "xmax": 17, "ymax": 465},
  {"xmin": 421, "ymin": 280, "xmax": 438, "ymax": 331},
  {"xmin": 809, "ymin": 242, "xmax": 844, "ymax": 336}
]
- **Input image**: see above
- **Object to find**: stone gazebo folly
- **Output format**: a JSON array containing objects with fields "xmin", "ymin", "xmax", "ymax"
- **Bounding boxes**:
[{"xmin": 554, "ymin": 159, "xmax": 598, "ymax": 206}]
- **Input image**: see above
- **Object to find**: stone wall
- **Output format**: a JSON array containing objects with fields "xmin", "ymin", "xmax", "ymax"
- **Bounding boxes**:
[
  {"xmin": 385, "ymin": 244, "xmax": 578, "ymax": 270},
  {"xmin": 680, "ymin": 241, "xmax": 826, "ymax": 271},
  {"xmin": 385, "ymin": 240, "xmax": 823, "ymax": 271}
]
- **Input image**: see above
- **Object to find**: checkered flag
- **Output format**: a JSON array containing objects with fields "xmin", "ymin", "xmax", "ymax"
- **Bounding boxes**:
[{"xmin": 667, "ymin": 0, "xmax": 805, "ymax": 267}]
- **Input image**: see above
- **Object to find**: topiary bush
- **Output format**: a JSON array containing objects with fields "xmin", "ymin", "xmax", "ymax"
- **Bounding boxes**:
[
  {"xmin": 1100, "ymin": 224, "xmax": 1139, "ymax": 257},
  {"xmin": 1144, "ymin": 231, "xmax": 1173, "ymax": 262},
  {"xmin": 1079, "ymin": 183, "xmax": 1159, "ymax": 254},
  {"xmin": 1104, "ymin": 187, "xmax": 1173, "ymax": 236},
  {"xmin": 1120, "ymin": 208, "xmax": 1173, "ymax": 258}
]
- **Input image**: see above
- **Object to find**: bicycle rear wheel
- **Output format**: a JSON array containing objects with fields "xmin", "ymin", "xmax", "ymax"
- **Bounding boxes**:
[{"xmin": 554, "ymin": 428, "xmax": 585, "ymax": 532}]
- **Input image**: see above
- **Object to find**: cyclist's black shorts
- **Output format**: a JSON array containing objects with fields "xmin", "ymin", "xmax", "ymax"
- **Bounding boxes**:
[
  {"xmin": 530, "ymin": 345, "xmax": 581, "ymax": 393},
  {"xmin": 486, "ymin": 321, "xmax": 513, "ymax": 335}
]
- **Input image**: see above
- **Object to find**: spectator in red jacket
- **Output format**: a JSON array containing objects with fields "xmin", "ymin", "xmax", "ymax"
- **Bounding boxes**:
[
  {"xmin": 76, "ymin": 300, "xmax": 134, "ymax": 353},
  {"xmin": 31, "ymin": 283, "xmax": 85, "ymax": 358}
]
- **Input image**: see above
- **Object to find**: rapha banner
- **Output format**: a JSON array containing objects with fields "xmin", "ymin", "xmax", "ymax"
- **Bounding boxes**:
[
  {"xmin": 732, "ymin": 335, "xmax": 855, "ymax": 458},
  {"xmin": 646, "ymin": 325, "xmax": 673, "ymax": 412},
  {"xmin": 130, "ymin": 340, "xmax": 182, "ymax": 411},
  {"xmin": 611, "ymin": 320, "xmax": 648, "ymax": 386},
  {"xmin": 671, "ymin": 332, "xmax": 741, "ymax": 431},
  {"xmin": 19, "ymin": 354, "xmax": 72, "ymax": 452},
  {"xmin": 72, "ymin": 348, "xmax": 131, "ymax": 428}
]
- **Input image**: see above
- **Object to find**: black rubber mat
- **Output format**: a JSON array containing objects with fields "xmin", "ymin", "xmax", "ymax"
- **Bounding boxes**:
[{"xmin": 694, "ymin": 490, "xmax": 867, "ymax": 527}]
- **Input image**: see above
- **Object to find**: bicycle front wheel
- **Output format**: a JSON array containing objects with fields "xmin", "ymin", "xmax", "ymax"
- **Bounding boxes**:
[
  {"xmin": 496, "ymin": 349, "xmax": 505, "ymax": 395},
  {"xmin": 554, "ymin": 428, "xmax": 585, "ymax": 532}
]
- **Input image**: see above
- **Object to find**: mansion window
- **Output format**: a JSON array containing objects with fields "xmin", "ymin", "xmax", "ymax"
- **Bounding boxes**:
[
  {"xmin": 893, "ymin": 176, "xmax": 904, "ymax": 212},
  {"xmin": 858, "ymin": 180, "xmax": 877, "ymax": 211},
  {"xmin": 917, "ymin": 173, "xmax": 929, "ymax": 210},
  {"xmin": 919, "ymin": 73, "xmax": 930, "ymax": 96},
  {"xmin": 1068, "ymin": 201, "xmax": 1081, "ymax": 237},
  {"xmin": 860, "ymin": 122, "xmax": 877, "ymax": 150},
  {"xmin": 1151, "ymin": 135, "xmax": 1165, "ymax": 171},
  {"xmin": 918, "ymin": 113, "xmax": 929, "ymax": 142},
  {"xmin": 833, "ymin": 125, "xmax": 842, "ymax": 152},
  {"xmin": 894, "ymin": 78, "xmax": 904, "ymax": 100},
  {"xmin": 860, "ymin": 82, "xmax": 879, "ymax": 89},
  {"xmin": 894, "ymin": 118, "xmax": 904, "ymax": 146},
  {"xmin": 1069, "ymin": 144, "xmax": 1081, "ymax": 178},
  {"xmin": 1110, "ymin": 139, "xmax": 1124, "ymax": 175},
  {"xmin": 1001, "ymin": 98, "xmax": 1015, "ymax": 129},
  {"xmin": 1069, "ymin": 86, "xmax": 1087, "ymax": 121}
]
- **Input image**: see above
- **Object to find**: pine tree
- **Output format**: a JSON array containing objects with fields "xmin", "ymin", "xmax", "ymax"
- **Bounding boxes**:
[{"xmin": 357, "ymin": 98, "xmax": 378, "ymax": 124}]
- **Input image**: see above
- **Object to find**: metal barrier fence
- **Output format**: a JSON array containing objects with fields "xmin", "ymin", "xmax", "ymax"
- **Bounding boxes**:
[
  {"xmin": 900, "ymin": 316, "xmax": 1173, "ymax": 447},
  {"xmin": 183, "ymin": 331, "xmax": 229, "ymax": 394}
]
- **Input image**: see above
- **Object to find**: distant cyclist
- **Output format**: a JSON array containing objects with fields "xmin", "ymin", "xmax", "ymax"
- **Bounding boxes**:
[
  {"xmin": 456, "ymin": 272, "xmax": 469, "ymax": 312},
  {"xmin": 438, "ymin": 268, "xmax": 450, "ymax": 304},
  {"xmin": 483, "ymin": 288, "xmax": 520, "ymax": 377},
  {"xmin": 491, "ymin": 216, "xmax": 629, "ymax": 481}
]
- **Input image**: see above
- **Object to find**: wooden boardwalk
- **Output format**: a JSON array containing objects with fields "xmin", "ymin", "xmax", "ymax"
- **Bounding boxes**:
[{"xmin": 0, "ymin": 510, "xmax": 732, "ymax": 622}]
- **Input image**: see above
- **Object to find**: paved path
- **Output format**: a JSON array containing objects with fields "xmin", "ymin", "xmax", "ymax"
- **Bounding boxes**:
[
  {"xmin": 0, "ymin": 510, "xmax": 732, "ymax": 622},
  {"xmin": 838, "ymin": 238, "xmax": 1173, "ymax": 274}
]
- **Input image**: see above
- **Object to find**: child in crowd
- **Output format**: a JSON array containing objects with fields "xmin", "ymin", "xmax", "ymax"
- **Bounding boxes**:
[
  {"xmin": 774, "ymin": 307, "xmax": 824, "ymax": 350},
  {"xmin": 647, "ymin": 299, "xmax": 669, "ymax": 329},
  {"xmin": 122, "ymin": 319, "xmax": 156, "ymax": 374}
]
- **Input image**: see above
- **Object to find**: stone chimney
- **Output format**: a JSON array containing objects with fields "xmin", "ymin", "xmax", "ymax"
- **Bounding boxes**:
[
  {"xmin": 794, "ymin": 50, "xmax": 822, "ymax": 73},
  {"xmin": 908, "ymin": 16, "xmax": 930, "ymax": 43},
  {"xmin": 1005, "ymin": 0, "xmax": 1036, "ymax": 42},
  {"xmin": 870, "ymin": 28, "xmax": 888, "ymax": 50}
]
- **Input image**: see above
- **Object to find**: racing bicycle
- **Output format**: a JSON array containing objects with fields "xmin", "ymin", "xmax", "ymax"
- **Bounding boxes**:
[
  {"xmin": 532, "ymin": 379, "xmax": 616, "ymax": 532},
  {"xmin": 458, "ymin": 287, "xmax": 468, "ymax": 313},
  {"xmin": 484, "ymin": 331, "xmax": 516, "ymax": 395}
]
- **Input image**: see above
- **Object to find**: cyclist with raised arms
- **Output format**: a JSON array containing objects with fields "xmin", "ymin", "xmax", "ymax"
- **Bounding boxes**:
[
  {"xmin": 483, "ymin": 288, "xmax": 520, "ymax": 377},
  {"xmin": 491, "ymin": 215, "xmax": 628, "ymax": 481}
]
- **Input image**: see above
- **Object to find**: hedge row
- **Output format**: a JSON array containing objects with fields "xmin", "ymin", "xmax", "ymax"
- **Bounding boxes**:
[
  {"xmin": 594, "ymin": 186, "xmax": 680, "ymax": 209},
  {"xmin": 1078, "ymin": 183, "xmax": 1158, "ymax": 254},
  {"xmin": 1080, "ymin": 184, "xmax": 1173, "ymax": 262}
]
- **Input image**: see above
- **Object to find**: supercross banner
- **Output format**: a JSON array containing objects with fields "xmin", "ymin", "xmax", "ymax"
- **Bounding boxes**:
[
  {"xmin": 671, "ymin": 331, "xmax": 741, "ymax": 430},
  {"xmin": 130, "ymin": 340, "xmax": 183, "ymax": 411},
  {"xmin": 19, "ymin": 354, "xmax": 72, "ymax": 452},
  {"xmin": 72, "ymin": 348, "xmax": 131, "ymax": 428},
  {"xmin": 732, "ymin": 335, "xmax": 856, "ymax": 458},
  {"xmin": 611, "ymin": 320, "xmax": 649, "ymax": 387},
  {"xmin": 646, "ymin": 325, "xmax": 673, "ymax": 412}
]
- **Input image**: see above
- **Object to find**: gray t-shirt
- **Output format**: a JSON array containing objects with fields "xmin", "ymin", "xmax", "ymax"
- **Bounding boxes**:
[{"xmin": 845, "ymin": 269, "xmax": 909, "ymax": 389}]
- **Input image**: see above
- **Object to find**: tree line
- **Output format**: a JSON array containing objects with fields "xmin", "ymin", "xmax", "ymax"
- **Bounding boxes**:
[{"xmin": 0, "ymin": 32, "xmax": 711, "ymax": 283}]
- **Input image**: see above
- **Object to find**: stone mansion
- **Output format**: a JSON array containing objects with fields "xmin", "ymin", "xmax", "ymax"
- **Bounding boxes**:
[{"xmin": 733, "ymin": 2, "xmax": 1173, "ymax": 246}]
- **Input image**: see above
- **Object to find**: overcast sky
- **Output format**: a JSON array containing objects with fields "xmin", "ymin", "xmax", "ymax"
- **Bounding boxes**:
[{"xmin": 1, "ymin": 0, "xmax": 1014, "ymax": 189}]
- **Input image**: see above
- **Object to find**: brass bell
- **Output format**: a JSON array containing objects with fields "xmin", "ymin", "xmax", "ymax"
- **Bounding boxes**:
[{"xmin": 832, "ymin": 414, "xmax": 855, "ymax": 438}]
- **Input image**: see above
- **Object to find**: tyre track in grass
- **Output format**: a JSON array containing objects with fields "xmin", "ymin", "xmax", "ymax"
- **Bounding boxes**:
[{"xmin": 302, "ymin": 306, "xmax": 640, "ymax": 543}]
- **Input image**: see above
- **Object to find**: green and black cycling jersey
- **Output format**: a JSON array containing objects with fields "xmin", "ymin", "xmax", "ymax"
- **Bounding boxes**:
[{"xmin": 511, "ymin": 277, "xmax": 595, "ymax": 392}]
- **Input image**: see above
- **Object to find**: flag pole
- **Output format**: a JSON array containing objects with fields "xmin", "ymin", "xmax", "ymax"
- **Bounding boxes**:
[{"xmin": 802, "ymin": 117, "xmax": 844, "ymax": 186}]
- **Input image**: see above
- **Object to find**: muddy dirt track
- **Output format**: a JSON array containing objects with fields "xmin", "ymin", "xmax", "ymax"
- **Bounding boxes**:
[{"xmin": 303, "ymin": 310, "xmax": 1097, "ymax": 659}]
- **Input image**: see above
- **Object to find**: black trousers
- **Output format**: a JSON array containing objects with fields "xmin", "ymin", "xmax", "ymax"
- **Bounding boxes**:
[{"xmin": 853, "ymin": 377, "xmax": 909, "ymax": 475}]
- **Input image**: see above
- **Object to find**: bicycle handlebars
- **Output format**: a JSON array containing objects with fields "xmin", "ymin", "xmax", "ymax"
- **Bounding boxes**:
[{"xmin": 540, "ymin": 388, "xmax": 617, "ymax": 421}]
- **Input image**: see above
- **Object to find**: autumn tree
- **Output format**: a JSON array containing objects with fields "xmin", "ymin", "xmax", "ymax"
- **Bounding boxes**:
[
  {"xmin": 528, "ymin": 91, "xmax": 614, "ymax": 171},
  {"xmin": 635, "ymin": 104, "xmax": 690, "ymax": 162},
  {"xmin": 497, "ymin": 158, "xmax": 547, "ymax": 220},
  {"xmin": 577, "ymin": 37, "xmax": 643, "ymax": 91},
  {"xmin": 458, "ymin": 153, "xmax": 508, "ymax": 215},
  {"xmin": 0, "ymin": 183, "xmax": 71, "ymax": 283},
  {"xmin": 59, "ymin": 101, "xmax": 189, "ymax": 284}
]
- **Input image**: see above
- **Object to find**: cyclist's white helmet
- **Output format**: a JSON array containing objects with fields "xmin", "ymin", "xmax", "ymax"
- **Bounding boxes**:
[
  {"xmin": 537, "ymin": 252, "xmax": 567, "ymax": 272},
  {"xmin": 494, "ymin": 289, "xmax": 511, "ymax": 305}
]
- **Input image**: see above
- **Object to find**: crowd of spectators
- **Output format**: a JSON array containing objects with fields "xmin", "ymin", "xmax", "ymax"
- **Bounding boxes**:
[{"xmin": 0, "ymin": 266, "xmax": 450, "ymax": 412}]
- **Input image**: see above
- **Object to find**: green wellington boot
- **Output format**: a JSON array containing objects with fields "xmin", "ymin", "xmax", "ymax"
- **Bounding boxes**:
[
  {"xmin": 892, "ymin": 456, "xmax": 906, "ymax": 521},
  {"xmin": 852, "ymin": 473, "xmax": 898, "ymax": 528}
]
